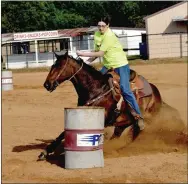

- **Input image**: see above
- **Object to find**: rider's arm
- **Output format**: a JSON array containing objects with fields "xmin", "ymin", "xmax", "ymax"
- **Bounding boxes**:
[
  {"xmin": 77, "ymin": 31, "xmax": 104, "ymax": 62},
  {"xmin": 76, "ymin": 50, "xmax": 104, "ymax": 57},
  {"xmin": 87, "ymin": 57, "xmax": 97, "ymax": 63}
]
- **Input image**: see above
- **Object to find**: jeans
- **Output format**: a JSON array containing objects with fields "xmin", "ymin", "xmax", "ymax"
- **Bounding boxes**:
[{"xmin": 100, "ymin": 65, "xmax": 141, "ymax": 116}]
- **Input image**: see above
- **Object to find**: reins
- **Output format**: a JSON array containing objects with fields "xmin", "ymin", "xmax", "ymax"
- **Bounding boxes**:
[
  {"xmin": 68, "ymin": 62, "xmax": 83, "ymax": 81},
  {"xmin": 54, "ymin": 57, "xmax": 83, "ymax": 86},
  {"xmin": 85, "ymin": 86, "xmax": 114, "ymax": 106}
]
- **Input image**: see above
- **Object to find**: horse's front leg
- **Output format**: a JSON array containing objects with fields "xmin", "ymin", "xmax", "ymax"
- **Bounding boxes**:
[
  {"xmin": 38, "ymin": 131, "xmax": 65, "ymax": 161},
  {"xmin": 110, "ymin": 125, "xmax": 128, "ymax": 139},
  {"xmin": 110, "ymin": 121, "xmax": 140, "ymax": 141}
]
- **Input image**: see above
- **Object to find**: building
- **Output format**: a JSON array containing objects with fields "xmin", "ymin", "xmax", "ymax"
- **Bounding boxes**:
[
  {"xmin": 144, "ymin": 2, "xmax": 188, "ymax": 59},
  {"xmin": 1, "ymin": 27, "xmax": 145, "ymax": 69}
]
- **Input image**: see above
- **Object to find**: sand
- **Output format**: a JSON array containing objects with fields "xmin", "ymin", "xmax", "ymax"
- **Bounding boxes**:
[{"xmin": 2, "ymin": 63, "xmax": 187, "ymax": 183}]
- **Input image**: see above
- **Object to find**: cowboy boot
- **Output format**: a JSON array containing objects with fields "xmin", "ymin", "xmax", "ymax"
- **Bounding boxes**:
[
  {"xmin": 138, "ymin": 118, "xmax": 145, "ymax": 130},
  {"xmin": 127, "ymin": 104, "xmax": 145, "ymax": 131}
]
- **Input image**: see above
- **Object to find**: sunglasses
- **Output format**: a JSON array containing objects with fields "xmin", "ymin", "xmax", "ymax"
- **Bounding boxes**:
[{"xmin": 97, "ymin": 24, "xmax": 107, "ymax": 28}]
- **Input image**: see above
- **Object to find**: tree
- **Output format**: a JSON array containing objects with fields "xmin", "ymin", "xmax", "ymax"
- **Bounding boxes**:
[
  {"xmin": 1, "ymin": 1, "xmax": 181, "ymax": 33},
  {"xmin": 2, "ymin": 1, "xmax": 51, "ymax": 32}
]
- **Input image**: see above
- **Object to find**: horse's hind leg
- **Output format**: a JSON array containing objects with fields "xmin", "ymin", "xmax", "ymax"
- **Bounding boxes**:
[{"xmin": 38, "ymin": 131, "xmax": 65, "ymax": 161}]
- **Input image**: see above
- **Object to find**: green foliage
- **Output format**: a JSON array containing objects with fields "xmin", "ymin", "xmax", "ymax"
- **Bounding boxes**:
[
  {"xmin": 1, "ymin": 1, "xmax": 180, "ymax": 33},
  {"xmin": 2, "ymin": 1, "xmax": 51, "ymax": 32},
  {"xmin": 53, "ymin": 10, "xmax": 87, "ymax": 29}
]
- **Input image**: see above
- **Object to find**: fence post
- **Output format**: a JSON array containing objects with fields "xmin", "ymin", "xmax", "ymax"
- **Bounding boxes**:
[
  {"xmin": 26, "ymin": 52, "xmax": 29, "ymax": 68},
  {"xmin": 69, "ymin": 37, "xmax": 73, "ymax": 51},
  {"xmin": 52, "ymin": 40, "xmax": 54, "ymax": 52},
  {"xmin": 146, "ymin": 34, "xmax": 149, "ymax": 60},
  {"xmin": 180, "ymin": 33, "xmax": 182, "ymax": 58},
  {"xmin": 52, "ymin": 40, "xmax": 55, "ymax": 63}
]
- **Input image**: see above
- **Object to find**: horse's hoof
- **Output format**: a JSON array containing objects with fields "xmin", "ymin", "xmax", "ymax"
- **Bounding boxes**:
[{"xmin": 37, "ymin": 151, "xmax": 47, "ymax": 161}]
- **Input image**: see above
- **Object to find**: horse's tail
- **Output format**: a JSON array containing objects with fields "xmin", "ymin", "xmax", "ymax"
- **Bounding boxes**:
[{"xmin": 149, "ymin": 83, "xmax": 162, "ymax": 105}]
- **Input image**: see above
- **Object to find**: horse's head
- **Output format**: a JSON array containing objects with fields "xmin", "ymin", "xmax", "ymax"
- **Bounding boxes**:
[{"xmin": 44, "ymin": 51, "xmax": 81, "ymax": 92}]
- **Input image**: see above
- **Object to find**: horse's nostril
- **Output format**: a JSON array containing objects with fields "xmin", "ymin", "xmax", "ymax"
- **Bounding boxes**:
[{"xmin": 44, "ymin": 81, "xmax": 50, "ymax": 89}]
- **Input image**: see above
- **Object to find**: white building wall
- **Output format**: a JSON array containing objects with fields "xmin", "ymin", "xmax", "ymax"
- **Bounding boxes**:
[
  {"xmin": 76, "ymin": 29, "xmax": 146, "ymax": 56},
  {"xmin": 146, "ymin": 2, "xmax": 187, "ymax": 34},
  {"xmin": 144, "ymin": 2, "xmax": 187, "ymax": 59},
  {"xmin": 112, "ymin": 29, "xmax": 146, "ymax": 55}
]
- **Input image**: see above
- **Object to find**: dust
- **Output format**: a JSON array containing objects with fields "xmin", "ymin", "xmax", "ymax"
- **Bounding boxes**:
[{"xmin": 103, "ymin": 102, "xmax": 187, "ymax": 158}]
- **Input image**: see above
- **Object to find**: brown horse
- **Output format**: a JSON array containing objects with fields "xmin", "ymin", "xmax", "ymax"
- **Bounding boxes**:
[{"xmin": 38, "ymin": 51, "xmax": 162, "ymax": 160}]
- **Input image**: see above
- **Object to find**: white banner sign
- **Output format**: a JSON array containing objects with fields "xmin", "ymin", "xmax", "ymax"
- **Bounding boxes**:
[{"xmin": 14, "ymin": 31, "xmax": 59, "ymax": 40}]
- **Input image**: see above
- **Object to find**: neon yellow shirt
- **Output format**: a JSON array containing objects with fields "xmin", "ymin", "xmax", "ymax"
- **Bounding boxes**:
[{"xmin": 94, "ymin": 28, "xmax": 128, "ymax": 69}]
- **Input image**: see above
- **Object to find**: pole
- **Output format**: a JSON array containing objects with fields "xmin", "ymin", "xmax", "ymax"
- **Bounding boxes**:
[
  {"xmin": 69, "ymin": 37, "xmax": 73, "ymax": 52},
  {"xmin": 88, "ymin": 35, "xmax": 90, "ymax": 51},
  {"xmin": 52, "ymin": 40, "xmax": 54, "ymax": 63},
  {"xmin": 180, "ymin": 33, "xmax": 182, "ymax": 58},
  {"xmin": 35, "ymin": 39, "xmax": 38, "ymax": 65},
  {"xmin": 6, "ymin": 43, "xmax": 8, "ymax": 69}
]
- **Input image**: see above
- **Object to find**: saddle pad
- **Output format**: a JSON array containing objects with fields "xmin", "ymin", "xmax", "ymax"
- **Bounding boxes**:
[{"xmin": 137, "ymin": 75, "xmax": 152, "ymax": 98}]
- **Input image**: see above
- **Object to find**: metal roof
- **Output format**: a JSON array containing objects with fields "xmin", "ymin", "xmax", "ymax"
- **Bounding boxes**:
[
  {"xmin": 2, "ymin": 26, "xmax": 145, "ymax": 43},
  {"xmin": 172, "ymin": 15, "xmax": 188, "ymax": 22},
  {"xmin": 58, "ymin": 27, "xmax": 91, "ymax": 37}
]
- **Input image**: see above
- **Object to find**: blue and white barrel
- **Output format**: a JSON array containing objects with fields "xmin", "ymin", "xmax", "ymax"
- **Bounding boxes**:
[
  {"xmin": 64, "ymin": 107, "xmax": 105, "ymax": 169},
  {"xmin": 2, "ymin": 71, "xmax": 13, "ymax": 91}
]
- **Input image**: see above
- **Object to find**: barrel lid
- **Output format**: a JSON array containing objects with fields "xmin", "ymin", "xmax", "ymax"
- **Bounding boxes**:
[{"xmin": 64, "ymin": 106, "xmax": 104, "ymax": 110}]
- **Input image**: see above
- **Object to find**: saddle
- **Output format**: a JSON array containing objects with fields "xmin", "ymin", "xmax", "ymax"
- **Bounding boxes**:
[{"xmin": 106, "ymin": 69, "xmax": 153, "ymax": 110}]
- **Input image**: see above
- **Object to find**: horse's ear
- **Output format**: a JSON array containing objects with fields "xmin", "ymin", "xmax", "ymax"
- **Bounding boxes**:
[
  {"xmin": 54, "ymin": 52, "xmax": 59, "ymax": 59},
  {"xmin": 64, "ymin": 50, "xmax": 68, "ymax": 57}
]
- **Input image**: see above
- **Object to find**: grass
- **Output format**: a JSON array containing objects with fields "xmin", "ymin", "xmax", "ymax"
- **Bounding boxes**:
[
  {"xmin": 92, "ymin": 56, "xmax": 188, "ymax": 70},
  {"xmin": 128, "ymin": 56, "xmax": 188, "ymax": 65},
  {"xmin": 2, "ymin": 67, "xmax": 50, "ymax": 73},
  {"xmin": 127, "ymin": 55, "xmax": 142, "ymax": 60},
  {"xmin": 2, "ymin": 56, "xmax": 187, "ymax": 73}
]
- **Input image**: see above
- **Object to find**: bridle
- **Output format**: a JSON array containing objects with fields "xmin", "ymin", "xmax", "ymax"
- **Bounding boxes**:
[
  {"xmin": 53, "ymin": 55, "xmax": 114, "ymax": 106},
  {"xmin": 54, "ymin": 57, "xmax": 83, "ymax": 86}
]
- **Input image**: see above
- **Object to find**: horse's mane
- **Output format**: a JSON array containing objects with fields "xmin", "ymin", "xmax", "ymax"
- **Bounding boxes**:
[{"xmin": 68, "ymin": 55, "xmax": 105, "ymax": 80}]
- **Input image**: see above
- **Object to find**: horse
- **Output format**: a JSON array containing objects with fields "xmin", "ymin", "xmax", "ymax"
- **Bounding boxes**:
[{"xmin": 38, "ymin": 51, "xmax": 162, "ymax": 160}]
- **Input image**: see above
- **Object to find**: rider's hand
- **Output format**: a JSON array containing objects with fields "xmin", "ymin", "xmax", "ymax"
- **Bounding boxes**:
[{"xmin": 76, "ymin": 50, "xmax": 83, "ymax": 56}]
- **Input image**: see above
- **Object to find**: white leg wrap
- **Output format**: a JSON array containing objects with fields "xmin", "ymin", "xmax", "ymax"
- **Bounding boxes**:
[{"xmin": 116, "ymin": 96, "xmax": 123, "ymax": 110}]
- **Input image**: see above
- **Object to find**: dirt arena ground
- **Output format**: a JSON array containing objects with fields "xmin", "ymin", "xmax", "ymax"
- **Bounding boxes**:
[{"xmin": 2, "ymin": 63, "xmax": 187, "ymax": 183}]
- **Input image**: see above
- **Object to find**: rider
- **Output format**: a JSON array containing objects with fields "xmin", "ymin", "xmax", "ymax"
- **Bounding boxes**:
[{"xmin": 76, "ymin": 16, "xmax": 144, "ymax": 130}]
